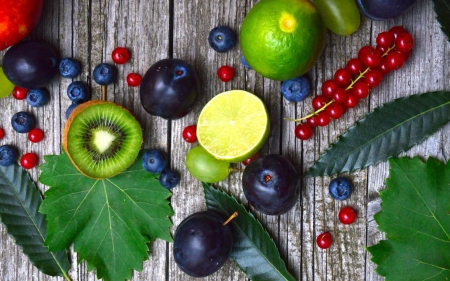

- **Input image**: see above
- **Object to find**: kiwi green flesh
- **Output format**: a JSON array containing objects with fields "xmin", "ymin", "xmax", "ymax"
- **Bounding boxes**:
[{"xmin": 66, "ymin": 102, "xmax": 143, "ymax": 179}]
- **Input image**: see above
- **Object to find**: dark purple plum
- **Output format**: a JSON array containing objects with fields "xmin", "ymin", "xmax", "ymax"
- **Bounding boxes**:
[
  {"xmin": 3, "ymin": 40, "xmax": 59, "ymax": 89},
  {"xmin": 173, "ymin": 211, "xmax": 233, "ymax": 277},
  {"xmin": 139, "ymin": 58, "xmax": 200, "ymax": 119},
  {"xmin": 242, "ymin": 154, "xmax": 300, "ymax": 215},
  {"xmin": 356, "ymin": 0, "xmax": 418, "ymax": 21}
]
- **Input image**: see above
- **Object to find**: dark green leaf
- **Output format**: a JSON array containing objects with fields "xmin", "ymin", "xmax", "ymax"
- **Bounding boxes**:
[
  {"xmin": 432, "ymin": 0, "xmax": 450, "ymax": 42},
  {"xmin": 306, "ymin": 91, "xmax": 450, "ymax": 177},
  {"xmin": 203, "ymin": 182, "xmax": 296, "ymax": 281},
  {"xmin": 367, "ymin": 157, "xmax": 450, "ymax": 280},
  {"xmin": 39, "ymin": 150, "xmax": 174, "ymax": 281},
  {"xmin": 0, "ymin": 163, "xmax": 70, "ymax": 278}
]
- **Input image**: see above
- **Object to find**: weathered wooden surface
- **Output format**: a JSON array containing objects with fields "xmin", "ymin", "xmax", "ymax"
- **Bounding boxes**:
[{"xmin": 0, "ymin": 0, "xmax": 448, "ymax": 280}]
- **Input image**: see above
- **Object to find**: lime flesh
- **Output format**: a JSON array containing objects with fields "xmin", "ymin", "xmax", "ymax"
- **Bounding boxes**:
[{"xmin": 0, "ymin": 67, "xmax": 15, "ymax": 98}]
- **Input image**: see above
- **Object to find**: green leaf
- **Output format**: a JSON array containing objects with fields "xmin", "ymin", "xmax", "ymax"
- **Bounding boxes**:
[
  {"xmin": 432, "ymin": 0, "xmax": 450, "ymax": 42},
  {"xmin": 0, "ymin": 163, "xmax": 70, "ymax": 278},
  {"xmin": 306, "ymin": 91, "xmax": 450, "ymax": 177},
  {"xmin": 39, "ymin": 150, "xmax": 174, "ymax": 281},
  {"xmin": 203, "ymin": 182, "xmax": 296, "ymax": 281},
  {"xmin": 367, "ymin": 157, "xmax": 450, "ymax": 281}
]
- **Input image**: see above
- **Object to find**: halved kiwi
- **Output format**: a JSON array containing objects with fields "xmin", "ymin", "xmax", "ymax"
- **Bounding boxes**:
[{"xmin": 63, "ymin": 100, "xmax": 143, "ymax": 179}]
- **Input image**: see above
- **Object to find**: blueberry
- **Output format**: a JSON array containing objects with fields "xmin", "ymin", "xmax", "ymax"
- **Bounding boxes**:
[
  {"xmin": 59, "ymin": 58, "xmax": 81, "ymax": 78},
  {"xmin": 67, "ymin": 81, "xmax": 91, "ymax": 104},
  {"xmin": 26, "ymin": 88, "xmax": 50, "ymax": 107},
  {"xmin": 93, "ymin": 63, "xmax": 117, "ymax": 85},
  {"xmin": 0, "ymin": 145, "xmax": 19, "ymax": 166},
  {"xmin": 240, "ymin": 55, "xmax": 252, "ymax": 69},
  {"xmin": 142, "ymin": 149, "xmax": 168, "ymax": 174},
  {"xmin": 11, "ymin": 111, "xmax": 36, "ymax": 133},
  {"xmin": 281, "ymin": 75, "xmax": 311, "ymax": 103},
  {"xmin": 208, "ymin": 26, "xmax": 237, "ymax": 53},
  {"xmin": 159, "ymin": 169, "xmax": 180, "ymax": 189},
  {"xmin": 65, "ymin": 103, "xmax": 78, "ymax": 119},
  {"xmin": 329, "ymin": 177, "xmax": 353, "ymax": 200}
]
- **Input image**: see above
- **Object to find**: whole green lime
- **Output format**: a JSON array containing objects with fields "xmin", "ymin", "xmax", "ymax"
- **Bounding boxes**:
[{"xmin": 240, "ymin": 0, "xmax": 326, "ymax": 81}]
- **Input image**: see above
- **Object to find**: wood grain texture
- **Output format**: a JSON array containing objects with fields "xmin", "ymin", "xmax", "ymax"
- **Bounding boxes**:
[{"xmin": 0, "ymin": 0, "xmax": 448, "ymax": 280}]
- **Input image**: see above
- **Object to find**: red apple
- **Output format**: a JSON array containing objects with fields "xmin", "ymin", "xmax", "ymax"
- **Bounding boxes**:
[{"xmin": 0, "ymin": 0, "xmax": 44, "ymax": 51}]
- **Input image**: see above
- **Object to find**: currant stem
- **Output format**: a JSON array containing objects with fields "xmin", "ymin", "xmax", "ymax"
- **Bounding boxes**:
[
  {"xmin": 222, "ymin": 212, "xmax": 238, "ymax": 226},
  {"xmin": 101, "ymin": 85, "xmax": 107, "ymax": 101}
]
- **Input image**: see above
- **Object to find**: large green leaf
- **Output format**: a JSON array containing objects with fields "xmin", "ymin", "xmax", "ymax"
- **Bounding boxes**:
[
  {"xmin": 0, "ymin": 163, "xmax": 70, "ymax": 278},
  {"xmin": 39, "ymin": 150, "xmax": 174, "ymax": 281},
  {"xmin": 367, "ymin": 157, "xmax": 450, "ymax": 280},
  {"xmin": 432, "ymin": 0, "xmax": 450, "ymax": 42},
  {"xmin": 203, "ymin": 182, "xmax": 296, "ymax": 281},
  {"xmin": 306, "ymin": 91, "xmax": 450, "ymax": 177}
]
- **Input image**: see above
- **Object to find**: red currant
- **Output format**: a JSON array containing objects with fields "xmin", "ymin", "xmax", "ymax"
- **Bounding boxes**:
[
  {"xmin": 401, "ymin": 49, "xmax": 411, "ymax": 61},
  {"xmin": 126, "ymin": 72, "xmax": 142, "ymax": 87},
  {"xmin": 364, "ymin": 69, "xmax": 382, "ymax": 88},
  {"xmin": 306, "ymin": 115, "xmax": 320, "ymax": 127},
  {"xmin": 358, "ymin": 46, "xmax": 381, "ymax": 68},
  {"xmin": 375, "ymin": 56, "xmax": 392, "ymax": 75},
  {"xmin": 242, "ymin": 152, "xmax": 260, "ymax": 166},
  {"xmin": 389, "ymin": 25, "xmax": 407, "ymax": 39},
  {"xmin": 338, "ymin": 206, "xmax": 357, "ymax": 225},
  {"xmin": 326, "ymin": 102, "xmax": 344, "ymax": 119},
  {"xmin": 20, "ymin": 152, "xmax": 38, "ymax": 169},
  {"xmin": 111, "ymin": 47, "xmax": 130, "ymax": 64},
  {"xmin": 333, "ymin": 68, "xmax": 352, "ymax": 87},
  {"xmin": 376, "ymin": 31, "xmax": 395, "ymax": 48},
  {"xmin": 395, "ymin": 32, "xmax": 414, "ymax": 52},
  {"xmin": 376, "ymin": 44, "xmax": 388, "ymax": 56},
  {"xmin": 182, "ymin": 125, "xmax": 197, "ymax": 143},
  {"xmin": 346, "ymin": 58, "xmax": 365, "ymax": 75},
  {"xmin": 386, "ymin": 50, "xmax": 405, "ymax": 71},
  {"xmin": 332, "ymin": 88, "xmax": 347, "ymax": 104},
  {"xmin": 217, "ymin": 65, "xmax": 235, "ymax": 82},
  {"xmin": 317, "ymin": 111, "xmax": 331, "ymax": 127},
  {"xmin": 344, "ymin": 90, "xmax": 360, "ymax": 108},
  {"xmin": 321, "ymin": 80, "xmax": 338, "ymax": 98},
  {"xmin": 316, "ymin": 232, "xmax": 332, "ymax": 249},
  {"xmin": 12, "ymin": 86, "xmax": 28, "ymax": 100},
  {"xmin": 353, "ymin": 81, "xmax": 370, "ymax": 99},
  {"xmin": 294, "ymin": 123, "xmax": 313, "ymax": 140},
  {"xmin": 312, "ymin": 95, "xmax": 331, "ymax": 110},
  {"xmin": 0, "ymin": 128, "xmax": 4, "ymax": 140},
  {"xmin": 28, "ymin": 128, "xmax": 44, "ymax": 143}
]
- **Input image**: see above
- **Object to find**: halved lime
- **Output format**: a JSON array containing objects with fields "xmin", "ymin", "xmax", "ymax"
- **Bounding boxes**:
[
  {"xmin": 197, "ymin": 90, "xmax": 270, "ymax": 163},
  {"xmin": 0, "ymin": 66, "xmax": 15, "ymax": 98}
]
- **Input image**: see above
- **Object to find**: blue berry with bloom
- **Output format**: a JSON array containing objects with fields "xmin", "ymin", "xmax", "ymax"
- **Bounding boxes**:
[{"xmin": 281, "ymin": 75, "xmax": 311, "ymax": 102}]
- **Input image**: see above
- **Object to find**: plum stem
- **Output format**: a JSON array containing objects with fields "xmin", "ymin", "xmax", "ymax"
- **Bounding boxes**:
[{"xmin": 222, "ymin": 212, "xmax": 238, "ymax": 226}]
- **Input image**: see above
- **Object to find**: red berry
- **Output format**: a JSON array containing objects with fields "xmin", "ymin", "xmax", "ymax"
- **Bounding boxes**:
[
  {"xmin": 321, "ymin": 80, "xmax": 338, "ymax": 98},
  {"xmin": 376, "ymin": 44, "xmax": 388, "ymax": 56},
  {"xmin": 306, "ymin": 115, "xmax": 320, "ymax": 127},
  {"xmin": 316, "ymin": 232, "xmax": 332, "ymax": 249},
  {"xmin": 332, "ymin": 88, "xmax": 347, "ymax": 103},
  {"xmin": 395, "ymin": 33, "xmax": 414, "ymax": 52},
  {"xmin": 12, "ymin": 86, "xmax": 28, "ymax": 100},
  {"xmin": 20, "ymin": 152, "xmax": 38, "ymax": 169},
  {"xmin": 375, "ymin": 56, "xmax": 392, "ymax": 75},
  {"xmin": 126, "ymin": 72, "xmax": 142, "ymax": 87},
  {"xmin": 401, "ymin": 50, "xmax": 411, "ymax": 61},
  {"xmin": 312, "ymin": 95, "xmax": 331, "ymax": 110},
  {"xmin": 389, "ymin": 25, "xmax": 407, "ymax": 39},
  {"xmin": 333, "ymin": 68, "xmax": 352, "ymax": 87},
  {"xmin": 386, "ymin": 51, "xmax": 405, "ymax": 71},
  {"xmin": 353, "ymin": 81, "xmax": 370, "ymax": 99},
  {"xmin": 0, "ymin": 128, "xmax": 4, "ymax": 139},
  {"xmin": 346, "ymin": 58, "xmax": 365, "ymax": 75},
  {"xmin": 294, "ymin": 123, "xmax": 313, "ymax": 140},
  {"xmin": 339, "ymin": 206, "xmax": 357, "ymax": 225},
  {"xmin": 344, "ymin": 90, "xmax": 360, "ymax": 108},
  {"xmin": 242, "ymin": 152, "xmax": 260, "ymax": 166},
  {"xmin": 182, "ymin": 125, "xmax": 197, "ymax": 143},
  {"xmin": 358, "ymin": 46, "xmax": 381, "ymax": 68},
  {"xmin": 217, "ymin": 65, "xmax": 235, "ymax": 82},
  {"xmin": 28, "ymin": 128, "xmax": 44, "ymax": 143},
  {"xmin": 376, "ymin": 31, "xmax": 395, "ymax": 48},
  {"xmin": 326, "ymin": 102, "xmax": 344, "ymax": 119},
  {"xmin": 317, "ymin": 111, "xmax": 331, "ymax": 127},
  {"xmin": 364, "ymin": 69, "xmax": 383, "ymax": 88},
  {"xmin": 111, "ymin": 47, "xmax": 130, "ymax": 64}
]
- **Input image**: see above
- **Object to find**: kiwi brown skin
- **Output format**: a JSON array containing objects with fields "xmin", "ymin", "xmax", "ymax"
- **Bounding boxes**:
[{"xmin": 63, "ymin": 100, "xmax": 143, "ymax": 179}]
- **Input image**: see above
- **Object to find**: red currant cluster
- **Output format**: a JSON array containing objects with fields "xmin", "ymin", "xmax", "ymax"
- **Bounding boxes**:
[{"xmin": 293, "ymin": 26, "xmax": 414, "ymax": 141}]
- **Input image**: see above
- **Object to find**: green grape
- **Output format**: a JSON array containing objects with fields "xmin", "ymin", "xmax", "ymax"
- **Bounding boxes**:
[
  {"xmin": 314, "ymin": 0, "xmax": 360, "ymax": 36},
  {"xmin": 186, "ymin": 146, "xmax": 230, "ymax": 183},
  {"xmin": 0, "ymin": 66, "xmax": 14, "ymax": 98}
]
